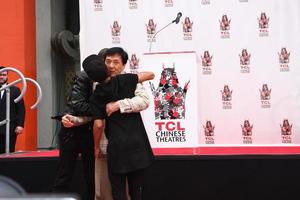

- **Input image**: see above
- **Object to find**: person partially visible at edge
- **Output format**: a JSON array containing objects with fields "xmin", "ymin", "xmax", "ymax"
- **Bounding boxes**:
[
  {"xmin": 86, "ymin": 47, "xmax": 154, "ymax": 200},
  {"xmin": 0, "ymin": 66, "xmax": 25, "ymax": 154}
]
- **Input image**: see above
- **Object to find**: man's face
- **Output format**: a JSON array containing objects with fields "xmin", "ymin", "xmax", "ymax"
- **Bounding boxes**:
[
  {"xmin": 0, "ymin": 71, "xmax": 8, "ymax": 85},
  {"xmin": 105, "ymin": 54, "xmax": 125, "ymax": 77}
]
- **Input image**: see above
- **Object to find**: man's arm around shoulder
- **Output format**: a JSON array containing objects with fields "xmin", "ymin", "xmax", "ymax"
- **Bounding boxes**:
[{"xmin": 106, "ymin": 83, "xmax": 150, "ymax": 116}]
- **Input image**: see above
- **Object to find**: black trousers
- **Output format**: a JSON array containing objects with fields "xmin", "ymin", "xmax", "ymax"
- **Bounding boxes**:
[
  {"xmin": 0, "ymin": 133, "xmax": 17, "ymax": 154},
  {"xmin": 108, "ymin": 167, "xmax": 146, "ymax": 200},
  {"xmin": 52, "ymin": 124, "xmax": 95, "ymax": 200}
]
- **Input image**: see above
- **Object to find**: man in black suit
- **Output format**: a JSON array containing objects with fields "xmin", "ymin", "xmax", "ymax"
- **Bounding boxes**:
[{"xmin": 0, "ymin": 66, "xmax": 25, "ymax": 154}]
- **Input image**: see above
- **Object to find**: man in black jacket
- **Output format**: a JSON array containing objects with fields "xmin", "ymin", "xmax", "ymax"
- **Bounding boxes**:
[
  {"xmin": 52, "ymin": 70, "xmax": 95, "ymax": 200},
  {"xmin": 0, "ymin": 66, "xmax": 25, "ymax": 154}
]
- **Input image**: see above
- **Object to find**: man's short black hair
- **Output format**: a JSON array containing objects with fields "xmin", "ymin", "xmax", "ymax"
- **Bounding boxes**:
[
  {"xmin": 82, "ymin": 54, "xmax": 108, "ymax": 83},
  {"xmin": 0, "ymin": 66, "xmax": 7, "ymax": 74},
  {"xmin": 105, "ymin": 47, "xmax": 128, "ymax": 65},
  {"xmin": 98, "ymin": 48, "xmax": 108, "ymax": 61}
]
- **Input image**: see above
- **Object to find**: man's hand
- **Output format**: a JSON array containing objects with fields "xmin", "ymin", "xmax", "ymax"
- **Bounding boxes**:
[
  {"xmin": 62, "ymin": 114, "xmax": 75, "ymax": 128},
  {"xmin": 15, "ymin": 126, "xmax": 23, "ymax": 135},
  {"xmin": 106, "ymin": 101, "xmax": 120, "ymax": 116}
]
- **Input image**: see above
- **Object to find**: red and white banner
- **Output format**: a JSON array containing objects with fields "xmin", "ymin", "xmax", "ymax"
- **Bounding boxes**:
[
  {"xmin": 79, "ymin": 0, "xmax": 300, "ymax": 154},
  {"xmin": 139, "ymin": 52, "xmax": 199, "ymax": 148}
]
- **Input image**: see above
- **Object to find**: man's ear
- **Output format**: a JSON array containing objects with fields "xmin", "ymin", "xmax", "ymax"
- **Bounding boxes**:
[{"xmin": 121, "ymin": 64, "xmax": 126, "ymax": 72}]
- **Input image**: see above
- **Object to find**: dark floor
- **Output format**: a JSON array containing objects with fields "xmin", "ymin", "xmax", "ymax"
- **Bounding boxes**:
[{"xmin": 1, "ymin": 155, "xmax": 300, "ymax": 200}]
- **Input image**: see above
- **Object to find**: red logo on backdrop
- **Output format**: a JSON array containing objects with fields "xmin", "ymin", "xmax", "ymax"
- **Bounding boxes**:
[
  {"xmin": 221, "ymin": 85, "xmax": 232, "ymax": 109},
  {"xmin": 220, "ymin": 14, "xmax": 231, "ymax": 30},
  {"xmin": 128, "ymin": 0, "xmax": 138, "ymax": 9},
  {"xmin": 111, "ymin": 21, "xmax": 121, "ymax": 44},
  {"xmin": 146, "ymin": 19, "xmax": 157, "ymax": 42},
  {"xmin": 241, "ymin": 120, "xmax": 253, "ymax": 144},
  {"xmin": 280, "ymin": 119, "xmax": 292, "ymax": 143},
  {"xmin": 278, "ymin": 47, "xmax": 290, "ymax": 64},
  {"xmin": 129, "ymin": 53, "xmax": 139, "ymax": 74},
  {"xmin": 146, "ymin": 19, "xmax": 156, "ymax": 34},
  {"xmin": 259, "ymin": 84, "xmax": 271, "ymax": 108},
  {"xmin": 94, "ymin": 0, "xmax": 103, "ymax": 11},
  {"xmin": 278, "ymin": 47, "xmax": 290, "ymax": 72},
  {"xmin": 239, "ymin": 49, "xmax": 250, "ymax": 65},
  {"xmin": 203, "ymin": 120, "xmax": 215, "ymax": 144},
  {"xmin": 164, "ymin": 0, "xmax": 173, "ymax": 7},
  {"xmin": 241, "ymin": 120, "xmax": 253, "ymax": 136},
  {"xmin": 219, "ymin": 14, "xmax": 231, "ymax": 38},
  {"xmin": 201, "ymin": 50, "xmax": 213, "ymax": 74},
  {"xmin": 111, "ymin": 21, "xmax": 121, "ymax": 36},
  {"xmin": 201, "ymin": 51, "xmax": 212, "ymax": 66},
  {"xmin": 239, "ymin": 49, "xmax": 251, "ymax": 73},
  {"xmin": 149, "ymin": 64, "xmax": 190, "ymax": 120},
  {"xmin": 182, "ymin": 16, "xmax": 193, "ymax": 40},
  {"xmin": 259, "ymin": 84, "xmax": 271, "ymax": 100},
  {"xmin": 258, "ymin": 12, "xmax": 269, "ymax": 37},
  {"xmin": 150, "ymin": 65, "xmax": 189, "ymax": 143}
]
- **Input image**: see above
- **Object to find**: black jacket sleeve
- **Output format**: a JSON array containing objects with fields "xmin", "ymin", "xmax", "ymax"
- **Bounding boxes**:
[
  {"xmin": 64, "ymin": 71, "xmax": 93, "ymax": 116},
  {"xmin": 14, "ymin": 87, "xmax": 25, "ymax": 127}
]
